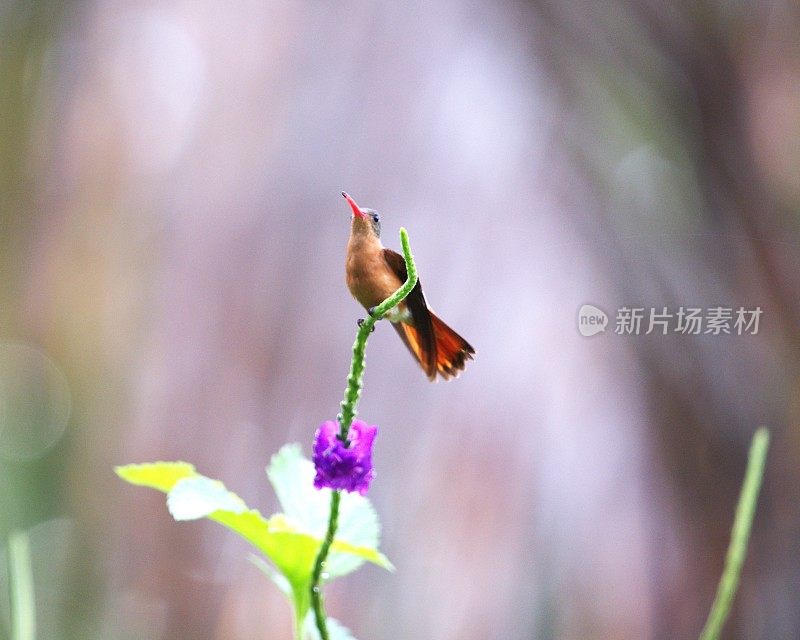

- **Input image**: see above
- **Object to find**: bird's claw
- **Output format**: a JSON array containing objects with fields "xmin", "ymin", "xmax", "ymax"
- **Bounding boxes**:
[{"xmin": 356, "ymin": 318, "xmax": 375, "ymax": 332}]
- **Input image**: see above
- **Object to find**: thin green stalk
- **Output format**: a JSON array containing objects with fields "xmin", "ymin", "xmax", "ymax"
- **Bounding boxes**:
[
  {"xmin": 337, "ymin": 228, "xmax": 418, "ymax": 440},
  {"xmin": 308, "ymin": 491, "xmax": 340, "ymax": 639},
  {"xmin": 309, "ymin": 228, "xmax": 417, "ymax": 640},
  {"xmin": 699, "ymin": 427, "xmax": 770, "ymax": 640},
  {"xmin": 8, "ymin": 529, "xmax": 36, "ymax": 640}
]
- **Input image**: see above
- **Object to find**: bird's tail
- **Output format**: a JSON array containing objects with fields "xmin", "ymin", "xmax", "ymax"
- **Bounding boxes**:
[
  {"xmin": 429, "ymin": 312, "xmax": 475, "ymax": 380},
  {"xmin": 392, "ymin": 311, "xmax": 475, "ymax": 380}
]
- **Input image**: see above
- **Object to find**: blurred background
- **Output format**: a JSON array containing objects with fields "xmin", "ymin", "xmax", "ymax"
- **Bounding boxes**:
[{"xmin": 1, "ymin": 1, "xmax": 799, "ymax": 638}]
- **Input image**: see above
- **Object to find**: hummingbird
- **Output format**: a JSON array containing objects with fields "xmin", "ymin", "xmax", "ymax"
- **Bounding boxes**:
[{"xmin": 342, "ymin": 191, "xmax": 475, "ymax": 380}]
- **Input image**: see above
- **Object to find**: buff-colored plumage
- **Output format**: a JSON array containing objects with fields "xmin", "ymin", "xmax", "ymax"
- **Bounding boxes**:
[{"xmin": 343, "ymin": 193, "xmax": 474, "ymax": 380}]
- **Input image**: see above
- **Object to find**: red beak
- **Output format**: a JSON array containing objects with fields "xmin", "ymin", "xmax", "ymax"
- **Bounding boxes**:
[{"xmin": 342, "ymin": 191, "xmax": 366, "ymax": 218}]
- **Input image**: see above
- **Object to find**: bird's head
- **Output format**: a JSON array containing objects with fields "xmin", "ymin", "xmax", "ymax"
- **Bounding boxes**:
[{"xmin": 342, "ymin": 192, "xmax": 381, "ymax": 238}]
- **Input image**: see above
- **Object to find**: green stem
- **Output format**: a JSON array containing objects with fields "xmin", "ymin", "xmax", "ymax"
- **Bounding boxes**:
[
  {"xmin": 309, "ymin": 228, "xmax": 417, "ymax": 640},
  {"xmin": 8, "ymin": 529, "xmax": 36, "ymax": 640},
  {"xmin": 308, "ymin": 491, "xmax": 340, "ymax": 640},
  {"xmin": 337, "ymin": 228, "xmax": 418, "ymax": 439},
  {"xmin": 699, "ymin": 427, "xmax": 770, "ymax": 640}
]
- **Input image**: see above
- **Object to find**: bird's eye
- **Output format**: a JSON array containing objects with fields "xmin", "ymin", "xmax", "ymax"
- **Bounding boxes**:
[{"xmin": 372, "ymin": 213, "xmax": 380, "ymax": 222}]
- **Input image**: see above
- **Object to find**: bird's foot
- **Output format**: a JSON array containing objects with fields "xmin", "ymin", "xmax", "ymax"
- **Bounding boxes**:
[{"xmin": 356, "ymin": 318, "xmax": 376, "ymax": 332}]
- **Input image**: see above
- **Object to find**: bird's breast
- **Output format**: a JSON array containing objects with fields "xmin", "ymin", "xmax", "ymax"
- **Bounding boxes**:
[{"xmin": 346, "ymin": 243, "xmax": 403, "ymax": 309}]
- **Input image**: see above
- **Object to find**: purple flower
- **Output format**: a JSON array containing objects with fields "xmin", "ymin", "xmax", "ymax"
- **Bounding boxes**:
[{"xmin": 313, "ymin": 419, "xmax": 377, "ymax": 495}]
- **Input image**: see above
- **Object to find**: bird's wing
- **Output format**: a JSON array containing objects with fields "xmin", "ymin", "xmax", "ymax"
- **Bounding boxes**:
[{"xmin": 382, "ymin": 248, "xmax": 437, "ymax": 379}]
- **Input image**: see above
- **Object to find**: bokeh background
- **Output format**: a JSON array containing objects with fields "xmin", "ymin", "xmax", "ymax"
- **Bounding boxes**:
[{"xmin": 1, "ymin": 1, "xmax": 799, "ymax": 638}]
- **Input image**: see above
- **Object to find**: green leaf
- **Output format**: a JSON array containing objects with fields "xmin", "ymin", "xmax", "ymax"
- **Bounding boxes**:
[
  {"xmin": 167, "ymin": 476, "xmax": 247, "ymax": 521},
  {"xmin": 115, "ymin": 461, "xmax": 196, "ymax": 492},
  {"xmin": 268, "ymin": 444, "xmax": 328, "ymax": 530},
  {"xmin": 208, "ymin": 510, "xmax": 272, "ymax": 553},
  {"xmin": 214, "ymin": 510, "xmax": 318, "ymax": 625},
  {"xmin": 116, "ymin": 456, "xmax": 391, "ymax": 629},
  {"xmin": 329, "ymin": 539, "xmax": 392, "ymax": 571},
  {"xmin": 117, "ymin": 462, "xmax": 276, "ymax": 560},
  {"xmin": 260, "ymin": 515, "xmax": 324, "ymax": 586},
  {"xmin": 266, "ymin": 514, "xmax": 393, "ymax": 574},
  {"xmin": 267, "ymin": 444, "xmax": 391, "ymax": 578}
]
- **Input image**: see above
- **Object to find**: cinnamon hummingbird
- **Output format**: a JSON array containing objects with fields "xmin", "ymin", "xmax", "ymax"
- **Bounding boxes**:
[{"xmin": 342, "ymin": 191, "xmax": 475, "ymax": 380}]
